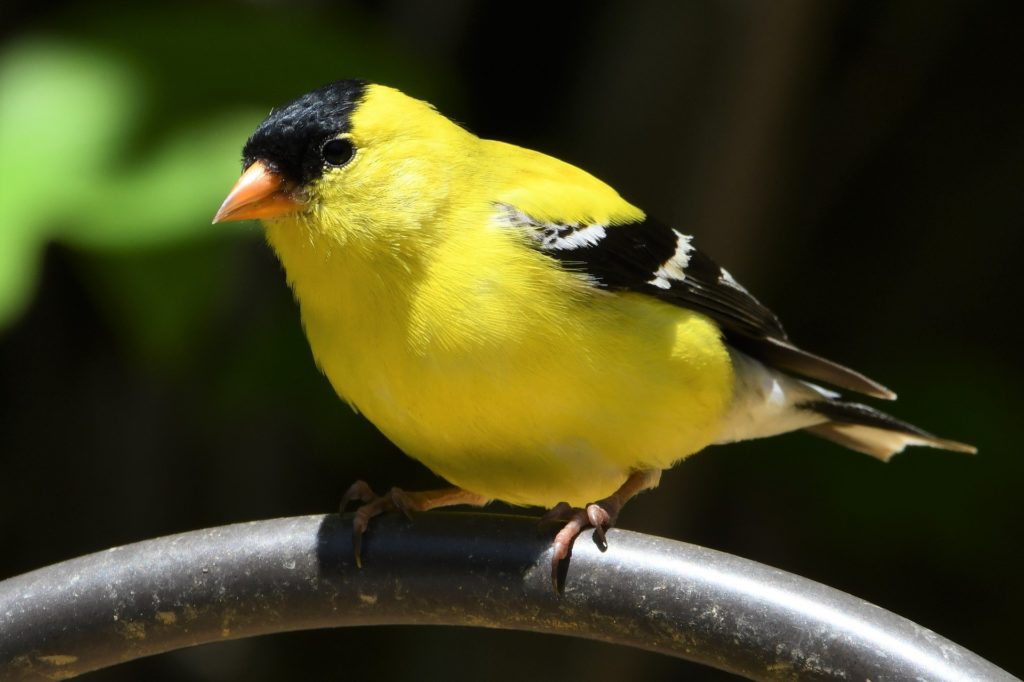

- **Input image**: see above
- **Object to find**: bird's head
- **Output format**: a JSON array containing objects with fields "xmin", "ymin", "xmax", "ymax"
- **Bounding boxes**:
[{"xmin": 213, "ymin": 80, "xmax": 469, "ymax": 247}]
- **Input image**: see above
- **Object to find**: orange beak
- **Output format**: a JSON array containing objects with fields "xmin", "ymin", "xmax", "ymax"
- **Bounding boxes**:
[{"xmin": 212, "ymin": 161, "xmax": 304, "ymax": 223}]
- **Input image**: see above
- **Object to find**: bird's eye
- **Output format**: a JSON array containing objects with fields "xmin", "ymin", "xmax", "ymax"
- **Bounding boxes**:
[{"xmin": 322, "ymin": 138, "xmax": 355, "ymax": 167}]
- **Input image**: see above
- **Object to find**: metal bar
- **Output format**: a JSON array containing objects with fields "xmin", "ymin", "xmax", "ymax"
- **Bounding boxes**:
[{"xmin": 0, "ymin": 513, "xmax": 1015, "ymax": 681}]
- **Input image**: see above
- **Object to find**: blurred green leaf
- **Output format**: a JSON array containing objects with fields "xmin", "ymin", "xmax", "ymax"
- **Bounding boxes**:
[
  {"xmin": 71, "ymin": 112, "xmax": 261, "ymax": 249},
  {"xmin": 0, "ymin": 205, "xmax": 42, "ymax": 331},
  {"xmin": 0, "ymin": 40, "xmax": 135, "ymax": 324},
  {"xmin": 0, "ymin": 2, "xmax": 444, "ymax": 341}
]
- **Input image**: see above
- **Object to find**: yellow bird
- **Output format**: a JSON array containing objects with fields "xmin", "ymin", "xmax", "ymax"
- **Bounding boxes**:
[{"xmin": 214, "ymin": 80, "xmax": 974, "ymax": 574}]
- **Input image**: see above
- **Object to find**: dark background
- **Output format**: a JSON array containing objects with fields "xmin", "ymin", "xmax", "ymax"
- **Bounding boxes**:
[{"xmin": 2, "ymin": 1, "xmax": 1021, "ymax": 680}]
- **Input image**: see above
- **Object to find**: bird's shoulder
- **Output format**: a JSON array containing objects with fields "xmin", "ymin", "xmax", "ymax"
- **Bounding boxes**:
[
  {"xmin": 491, "ymin": 198, "xmax": 784, "ymax": 337},
  {"xmin": 487, "ymin": 182, "xmax": 893, "ymax": 400},
  {"xmin": 477, "ymin": 141, "xmax": 786, "ymax": 341},
  {"xmin": 481, "ymin": 139, "xmax": 645, "ymax": 228}
]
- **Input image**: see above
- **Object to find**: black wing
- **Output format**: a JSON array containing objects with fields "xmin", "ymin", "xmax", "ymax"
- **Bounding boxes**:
[{"xmin": 498, "ymin": 204, "xmax": 895, "ymax": 400}]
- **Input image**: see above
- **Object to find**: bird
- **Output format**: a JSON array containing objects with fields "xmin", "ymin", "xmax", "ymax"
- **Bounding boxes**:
[{"xmin": 213, "ymin": 80, "xmax": 975, "ymax": 583}]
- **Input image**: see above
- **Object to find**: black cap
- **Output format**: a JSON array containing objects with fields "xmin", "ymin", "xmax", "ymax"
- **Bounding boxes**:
[{"xmin": 242, "ymin": 79, "xmax": 367, "ymax": 186}]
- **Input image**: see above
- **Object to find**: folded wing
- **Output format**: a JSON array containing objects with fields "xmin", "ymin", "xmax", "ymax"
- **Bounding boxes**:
[{"xmin": 496, "ymin": 204, "xmax": 895, "ymax": 400}]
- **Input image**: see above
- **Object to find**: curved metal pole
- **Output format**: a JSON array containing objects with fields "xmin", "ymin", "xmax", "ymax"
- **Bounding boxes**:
[{"xmin": 0, "ymin": 513, "xmax": 1015, "ymax": 681}]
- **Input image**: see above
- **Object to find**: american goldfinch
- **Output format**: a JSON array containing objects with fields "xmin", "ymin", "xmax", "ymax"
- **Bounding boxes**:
[{"xmin": 214, "ymin": 80, "xmax": 975, "ymax": 576}]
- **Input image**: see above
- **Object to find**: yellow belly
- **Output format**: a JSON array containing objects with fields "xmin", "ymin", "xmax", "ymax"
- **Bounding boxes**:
[
  {"xmin": 306, "ymin": 289, "xmax": 733, "ymax": 507},
  {"xmin": 269, "ymin": 223, "xmax": 734, "ymax": 508}
]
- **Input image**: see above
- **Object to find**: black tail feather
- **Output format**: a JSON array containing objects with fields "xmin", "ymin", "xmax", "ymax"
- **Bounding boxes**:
[{"xmin": 730, "ymin": 336, "xmax": 897, "ymax": 401}]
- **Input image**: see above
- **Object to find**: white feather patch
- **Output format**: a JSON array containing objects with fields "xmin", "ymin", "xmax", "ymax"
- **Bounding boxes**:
[
  {"xmin": 718, "ymin": 267, "xmax": 749, "ymax": 293},
  {"xmin": 648, "ymin": 230, "xmax": 693, "ymax": 289},
  {"xmin": 549, "ymin": 223, "xmax": 607, "ymax": 249},
  {"xmin": 493, "ymin": 203, "xmax": 608, "ymax": 252}
]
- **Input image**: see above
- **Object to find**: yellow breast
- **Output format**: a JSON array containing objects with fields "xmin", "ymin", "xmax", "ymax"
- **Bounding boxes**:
[{"xmin": 266, "ymin": 216, "xmax": 733, "ymax": 507}]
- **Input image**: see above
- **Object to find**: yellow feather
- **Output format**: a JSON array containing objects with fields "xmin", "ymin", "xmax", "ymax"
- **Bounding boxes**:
[{"xmin": 262, "ymin": 84, "xmax": 733, "ymax": 507}]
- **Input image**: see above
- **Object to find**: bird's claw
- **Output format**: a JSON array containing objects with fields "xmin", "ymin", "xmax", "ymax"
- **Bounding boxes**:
[
  {"xmin": 543, "ymin": 499, "xmax": 620, "ymax": 592},
  {"xmin": 339, "ymin": 480, "xmax": 416, "ymax": 567},
  {"xmin": 340, "ymin": 480, "xmax": 378, "ymax": 512}
]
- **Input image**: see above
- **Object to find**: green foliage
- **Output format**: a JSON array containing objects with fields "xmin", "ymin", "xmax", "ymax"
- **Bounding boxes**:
[
  {"xmin": 0, "ymin": 38, "xmax": 255, "ymax": 327},
  {"xmin": 0, "ymin": 3, "xmax": 442, "ymax": 344}
]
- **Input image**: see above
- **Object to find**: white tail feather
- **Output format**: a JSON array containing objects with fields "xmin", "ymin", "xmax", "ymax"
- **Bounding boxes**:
[{"xmin": 806, "ymin": 422, "xmax": 976, "ymax": 461}]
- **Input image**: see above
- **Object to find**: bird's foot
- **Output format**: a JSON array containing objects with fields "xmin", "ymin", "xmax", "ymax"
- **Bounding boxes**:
[
  {"xmin": 540, "ymin": 469, "xmax": 663, "ymax": 592},
  {"xmin": 541, "ymin": 498, "xmax": 622, "ymax": 592},
  {"xmin": 339, "ymin": 481, "xmax": 488, "ymax": 567},
  {"xmin": 339, "ymin": 481, "xmax": 413, "ymax": 568}
]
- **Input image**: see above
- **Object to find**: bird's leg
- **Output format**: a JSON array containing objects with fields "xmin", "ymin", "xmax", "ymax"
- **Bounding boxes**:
[
  {"xmin": 339, "ymin": 480, "xmax": 489, "ymax": 567},
  {"xmin": 543, "ymin": 469, "xmax": 662, "ymax": 590}
]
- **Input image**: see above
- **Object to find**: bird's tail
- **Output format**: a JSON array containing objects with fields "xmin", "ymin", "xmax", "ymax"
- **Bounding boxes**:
[{"xmin": 801, "ymin": 400, "xmax": 977, "ymax": 461}]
